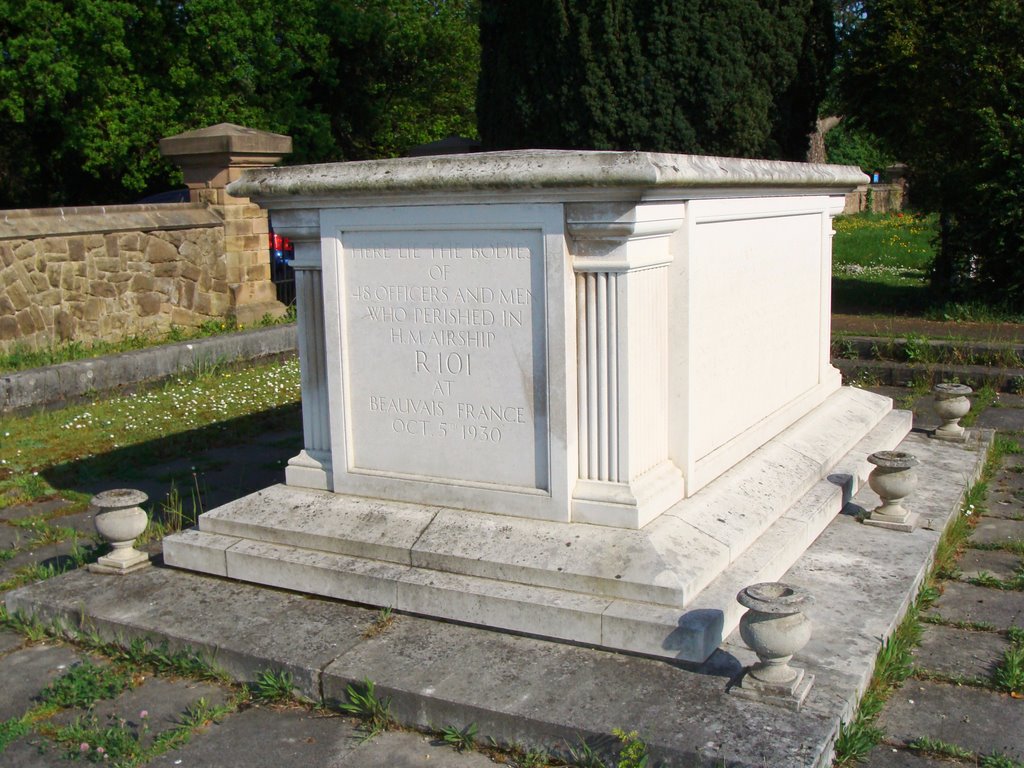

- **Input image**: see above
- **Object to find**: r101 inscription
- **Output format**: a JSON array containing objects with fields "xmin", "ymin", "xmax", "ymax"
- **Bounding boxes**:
[{"xmin": 342, "ymin": 228, "xmax": 547, "ymax": 490}]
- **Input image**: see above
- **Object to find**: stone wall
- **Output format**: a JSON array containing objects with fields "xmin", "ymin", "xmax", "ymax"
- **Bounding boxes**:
[
  {"xmin": 0, "ymin": 203, "xmax": 231, "ymax": 351},
  {"xmin": 843, "ymin": 182, "xmax": 906, "ymax": 215}
]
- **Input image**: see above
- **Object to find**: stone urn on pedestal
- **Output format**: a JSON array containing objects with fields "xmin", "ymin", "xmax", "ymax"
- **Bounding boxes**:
[
  {"xmin": 864, "ymin": 451, "xmax": 919, "ymax": 532},
  {"xmin": 733, "ymin": 582, "xmax": 814, "ymax": 709},
  {"xmin": 89, "ymin": 489, "xmax": 151, "ymax": 574},
  {"xmin": 932, "ymin": 383, "xmax": 972, "ymax": 441}
]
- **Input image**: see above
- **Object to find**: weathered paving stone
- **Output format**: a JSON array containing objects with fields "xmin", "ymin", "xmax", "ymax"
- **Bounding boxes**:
[
  {"xmin": 0, "ymin": 735, "xmax": 66, "ymax": 767},
  {"xmin": 0, "ymin": 523, "xmax": 26, "ymax": 550},
  {"xmin": 339, "ymin": 730, "xmax": 502, "ymax": 767},
  {"xmin": 0, "ymin": 627, "xmax": 24, "ymax": 654},
  {"xmin": 0, "ymin": 643, "xmax": 81, "ymax": 720},
  {"xmin": 911, "ymin": 624, "xmax": 1008, "ymax": 684},
  {"xmin": 957, "ymin": 548, "xmax": 1022, "ymax": 582},
  {"xmin": 863, "ymin": 745, "xmax": 967, "ymax": 766},
  {"xmin": 45, "ymin": 507, "xmax": 98, "ymax": 539},
  {"xmin": 974, "ymin": 405, "xmax": 1024, "ymax": 431},
  {"xmin": 877, "ymin": 679, "xmax": 1024, "ymax": 760},
  {"xmin": 969, "ymin": 517, "xmax": 1024, "ymax": 547},
  {"xmin": 0, "ymin": 499, "xmax": 77, "ymax": 524},
  {"xmin": 984, "ymin": 490, "xmax": 1024, "ymax": 520},
  {"xmin": 148, "ymin": 705, "xmax": 360, "ymax": 767},
  {"xmin": 49, "ymin": 676, "xmax": 235, "ymax": 747},
  {"xmin": 928, "ymin": 581, "xmax": 1024, "ymax": 629},
  {"xmin": 0, "ymin": 540, "xmax": 83, "ymax": 586}
]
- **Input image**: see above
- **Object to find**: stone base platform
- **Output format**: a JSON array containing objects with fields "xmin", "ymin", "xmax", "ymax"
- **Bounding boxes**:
[
  {"xmin": 6, "ymin": 427, "xmax": 991, "ymax": 767},
  {"xmin": 163, "ymin": 387, "xmax": 908, "ymax": 662}
]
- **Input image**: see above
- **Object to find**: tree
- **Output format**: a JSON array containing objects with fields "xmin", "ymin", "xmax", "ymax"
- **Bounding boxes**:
[
  {"xmin": 476, "ymin": 0, "xmax": 835, "ymax": 161},
  {"xmin": 841, "ymin": 0, "xmax": 1024, "ymax": 304},
  {"xmin": 0, "ymin": 0, "xmax": 479, "ymax": 208}
]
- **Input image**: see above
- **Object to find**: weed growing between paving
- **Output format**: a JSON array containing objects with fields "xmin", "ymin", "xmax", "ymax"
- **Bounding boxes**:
[
  {"xmin": 568, "ymin": 738, "xmax": 608, "ymax": 768},
  {"xmin": 994, "ymin": 628, "xmax": 1024, "ymax": 695},
  {"xmin": 611, "ymin": 729, "xmax": 649, "ymax": 768},
  {"xmin": 40, "ymin": 661, "xmax": 133, "ymax": 708},
  {"xmin": 908, "ymin": 736, "xmax": 1024, "ymax": 767},
  {"xmin": 337, "ymin": 678, "xmax": 394, "ymax": 740},
  {"xmin": 362, "ymin": 605, "xmax": 396, "ymax": 638},
  {"xmin": 0, "ymin": 611, "xmax": 253, "ymax": 765},
  {"xmin": 254, "ymin": 668, "xmax": 296, "ymax": 703},
  {"xmin": 440, "ymin": 722, "xmax": 478, "ymax": 752}
]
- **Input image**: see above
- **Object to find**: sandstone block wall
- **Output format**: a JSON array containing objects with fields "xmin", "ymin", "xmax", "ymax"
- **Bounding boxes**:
[
  {"xmin": 0, "ymin": 203, "xmax": 229, "ymax": 351},
  {"xmin": 843, "ymin": 183, "xmax": 906, "ymax": 215}
]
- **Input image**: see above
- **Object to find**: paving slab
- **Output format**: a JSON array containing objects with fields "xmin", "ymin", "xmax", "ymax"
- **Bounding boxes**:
[
  {"xmin": 863, "ymin": 745, "xmax": 968, "ymax": 767},
  {"xmin": 927, "ymin": 581, "xmax": 1024, "ymax": 629},
  {"xmin": 0, "ymin": 498, "xmax": 77, "ymax": 524},
  {"xmin": 0, "ymin": 643, "xmax": 82, "ymax": 720},
  {"xmin": 877, "ymin": 679, "xmax": 1024, "ymax": 760},
  {"xmin": 45, "ymin": 508, "xmax": 99, "ymax": 540},
  {"xmin": 0, "ymin": 539, "xmax": 84, "ymax": 586},
  {"xmin": 911, "ymin": 624, "xmax": 1008, "ymax": 684},
  {"xmin": 957, "ymin": 548, "xmax": 1022, "ymax": 582},
  {"xmin": 969, "ymin": 517, "xmax": 1024, "ymax": 547},
  {"xmin": 322, "ymin": 612, "xmax": 826, "ymax": 768},
  {"xmin": 0, "ymin": 736, "xmax": 65, "ymax": 767},
  {"xmin": 0, "ymin": 627, "xmax": 24, "ymax": 654},
  {"xmin": 49, "ymin": 676, "xmax": 235, "ymax": 747},
  {"xmin": 339, "ymin": 731, "xmax": 502, "ymax": 767},
  {"xmin": 0, "ymin": 523, "xmax": 26, "ymax": 550},
  {"xmin": 982, "ymin": 491, "xmax": 1024, "ymax": 519},
  {"xmin": 974, "ymin": 405, "xmax": 1024, "ymax": 431},
  {"xmin": 147, "ymin": 705, "xmax": 360, "ymax": 767},
  {"xmin": 3, "ymin": 566, "xmax": 376, "ymax": 702}
]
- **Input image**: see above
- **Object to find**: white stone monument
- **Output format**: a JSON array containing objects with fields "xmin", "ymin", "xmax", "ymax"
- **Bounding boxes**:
[{"xmin": 164, "ymin": 150, "xmax": 910, "ymax": 662}]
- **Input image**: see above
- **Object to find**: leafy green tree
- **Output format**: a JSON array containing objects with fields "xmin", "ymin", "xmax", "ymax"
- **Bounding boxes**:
[
  {"xmin": 841, "ymin": 0, "xmax": 1024, "ymax": 303},
  {"xmin": 0, "ymin": 0, "xmax": 178, "ymax": 205},
  {"xmin": 824, "ymin": 120, "xmax": 894, "ymax": 173},
  {"xmin": 477, "ymin": 0, "xmax": 834, "ymax": 160},
  {"xmin": 0, "ymin": 0, "xmax": 479, "ymax": 207}
]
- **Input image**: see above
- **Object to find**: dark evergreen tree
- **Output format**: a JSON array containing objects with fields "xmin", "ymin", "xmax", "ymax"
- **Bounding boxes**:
[
  {"xmin": 841, "ymin": 0, "xmax": 1024, "ymax": 305},
  {"xmin": 477, "ymin": 0, "xmax": 834, "ymax": 160}
]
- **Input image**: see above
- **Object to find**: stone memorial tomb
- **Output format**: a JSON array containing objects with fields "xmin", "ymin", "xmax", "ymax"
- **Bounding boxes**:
[{"xmin": 164, "ymin": 150, "xmax": 910, "ymax": 662}]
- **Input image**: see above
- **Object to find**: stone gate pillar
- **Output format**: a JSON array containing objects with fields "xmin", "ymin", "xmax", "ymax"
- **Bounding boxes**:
[{"xmin": 160, "ymin": 123, "xmax": 292, "ymax": 324}]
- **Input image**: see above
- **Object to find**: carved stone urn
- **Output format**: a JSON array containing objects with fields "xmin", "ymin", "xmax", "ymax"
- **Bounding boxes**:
[
  {"xmin": 90, "ymin": 489, "xmax": 151, "ymax": 574},
  {"xmin": 735, "ymin": 582, "xmax": 814, "ymax": 705},
  {"xmin": 865, "ymin": 451, "xmax": 919, "ymax": 532},
  {"xmin": 932, "ymin": 383, "xmax": 972, "ymax": 441}
]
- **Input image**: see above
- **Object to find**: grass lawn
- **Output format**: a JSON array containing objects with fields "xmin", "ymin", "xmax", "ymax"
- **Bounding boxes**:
[
  {"xmin": 831, "ymin": 212, "xmax": 936, "ymax": 316},
  {"xmin": 832, "ymin": 212, "xmax": 1024, "ymax": 325},
  {"xmin": 0, "ymin": 359, "xmax": 301, "ymax": 513},
  {"xmin": 0, "ymin": 307, "xmax": 295, "ymax": 375}
]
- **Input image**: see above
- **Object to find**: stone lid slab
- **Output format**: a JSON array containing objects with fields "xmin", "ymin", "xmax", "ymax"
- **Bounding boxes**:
[{"xmin": 228, "ymin": 149, "xmax": 867, "ymax": 201}]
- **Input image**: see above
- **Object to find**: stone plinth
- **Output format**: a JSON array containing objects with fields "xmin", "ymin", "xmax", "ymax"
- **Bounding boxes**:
[
  {"xmin": 164, "ymin": 150, "xmax": 901, "ymax": 662},
  {"xmin": 160, "ymin": 123, "xmax": 291, "ymax": 324}
]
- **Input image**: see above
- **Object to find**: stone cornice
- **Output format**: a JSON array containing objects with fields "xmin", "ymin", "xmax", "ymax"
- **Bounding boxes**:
[{"xmin": 229, "ymin": 150, "xmax": 868, "ymax": 202}]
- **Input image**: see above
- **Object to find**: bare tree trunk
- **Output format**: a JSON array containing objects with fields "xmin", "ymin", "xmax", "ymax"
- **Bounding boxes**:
[{"xmin": 807, "ymin": 115, "xmax": 843, "ymax": 163}]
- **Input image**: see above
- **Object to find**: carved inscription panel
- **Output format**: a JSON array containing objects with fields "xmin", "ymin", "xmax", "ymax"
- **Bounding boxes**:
[{"xmin": 340, "ymin": 228, "xmax": 548, "ymax": 490}]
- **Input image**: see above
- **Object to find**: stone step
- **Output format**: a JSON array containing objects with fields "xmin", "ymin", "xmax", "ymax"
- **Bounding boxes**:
[
  {"xmin": 164, "ymin": 387, "xmax": 908, "ymax": 662},
  {"xmin": 666, "ymin": 409, "xmax": 913, "ymax": 658}
]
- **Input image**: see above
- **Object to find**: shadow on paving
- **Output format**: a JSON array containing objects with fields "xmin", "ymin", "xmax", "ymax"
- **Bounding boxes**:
[{"xmin": 40, "ymin": 404, "xmax": 303, "ymax": 514}]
